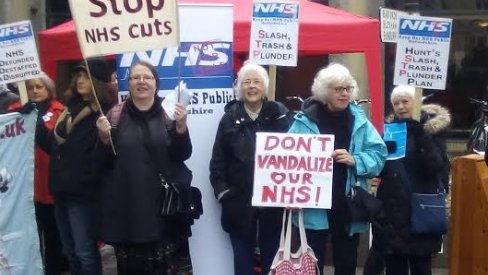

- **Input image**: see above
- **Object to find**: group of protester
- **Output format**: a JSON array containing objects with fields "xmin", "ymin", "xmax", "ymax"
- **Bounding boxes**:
[{"xmin": 1, "ymin": 58, "xmax": 450, "ymax": 275}]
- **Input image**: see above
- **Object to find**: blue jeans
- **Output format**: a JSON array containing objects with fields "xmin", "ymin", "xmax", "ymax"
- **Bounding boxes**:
[
  {"xmin": 230, "ymin": 219, "xmax": 280, "ymax": 275},
  {"xmin": 54, "ymin": 198, "xmax": 102, "ymax": 275}
]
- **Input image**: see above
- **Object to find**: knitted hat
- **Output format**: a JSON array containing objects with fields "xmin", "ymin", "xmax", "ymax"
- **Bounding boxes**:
[{"xmin": 73, "ymin": 57, "xmax": 110, "ymax": 83}]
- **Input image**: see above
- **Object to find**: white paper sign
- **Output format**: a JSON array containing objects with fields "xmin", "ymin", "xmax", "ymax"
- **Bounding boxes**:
[
  {"xmin": 252, "ymin": 133, "xmax": 334, "ymax": 209},
  {"xmin": 68, "ymin": 0, "xmax": 179, "ymax": 57},
  {"xmin": 249, "ymin": 0, "xmax": 300, "ymax": 66},
  {"xmin": 380, "ymin": 7, "xmax": 407, "ymax": 43},
  {"xmin": 0, "ymin": 21, "xmax": 41, "ymax": 85},
  {"xmin": 394, "ymin": 15, "xmax": 452, "ymax": 90}
]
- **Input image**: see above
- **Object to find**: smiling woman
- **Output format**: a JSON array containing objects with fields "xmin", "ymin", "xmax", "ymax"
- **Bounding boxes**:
[
  {"xmin": 209, "ymin": 63, "xmax": 291, "ymax": 275},
  {"xmin": 96, "ymin": 60, "xmax": 194, "ymax": 274}
]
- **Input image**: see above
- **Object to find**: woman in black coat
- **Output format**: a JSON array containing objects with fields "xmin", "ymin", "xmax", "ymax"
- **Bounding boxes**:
[
  {"xmin": 209, "ymin": 63, "xmax": 290, "ymax": 275},
  {"xmin": 36, "ymin": 57, "xmax": 115, "ymax": 275},
  {"xmin": 97, "ymin": 60, "xmax": 193, "ymax": 275},
  {"xmin": 374, "ymin": 85, "xmax": 451, "ymax": 275}
]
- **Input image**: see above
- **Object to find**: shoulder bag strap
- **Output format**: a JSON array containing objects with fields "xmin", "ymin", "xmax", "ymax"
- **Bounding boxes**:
[{"xmin": 283, "ymin": 209, "xmax": 293, "ymax": 261}]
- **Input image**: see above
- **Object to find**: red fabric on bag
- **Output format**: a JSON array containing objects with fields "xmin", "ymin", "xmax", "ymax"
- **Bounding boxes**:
[{"xmin": 273, "ymin": 252, "xmax": 317, "ymax": 275}]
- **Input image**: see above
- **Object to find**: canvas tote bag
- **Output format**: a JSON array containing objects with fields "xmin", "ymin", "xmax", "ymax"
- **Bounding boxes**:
[{"xmin": 269, "ymin": 209, "xmax": 319, "ymax": 275}]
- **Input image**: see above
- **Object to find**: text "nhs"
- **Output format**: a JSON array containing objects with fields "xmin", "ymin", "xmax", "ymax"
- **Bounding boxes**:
[{"xmin": 399, "ymin": 19, "xmax": 451, "ymax": 37}]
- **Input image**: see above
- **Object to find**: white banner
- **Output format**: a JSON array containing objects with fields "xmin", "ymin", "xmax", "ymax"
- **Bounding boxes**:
[
  {"xmin": 394, "ymin": 15, "xmax": 452, "ymax": 90},
  {"xmin": 0, "ymin": 21, "xmax": 41, "ymax": 85},
  {"xmin": 379, "ymin": 7, "xmax": 407, "ymax": 43},
  {"xmin": 68, "ymin": 0, "xmax": 179, "ymax": 57},
  {"xmin": 252, "ymin": 133, "xmax": 334, "ymax": 209},
  {"xmin": 116, "ymin": 4, "xmax": 234, "ymax": 274},
  {"xmin": 0, "ymin": 112, "xmax": 42, "ymax": 275},
  {"xmin": 249, "ymin": 0, "xmax": 300, "ymax": 66}
]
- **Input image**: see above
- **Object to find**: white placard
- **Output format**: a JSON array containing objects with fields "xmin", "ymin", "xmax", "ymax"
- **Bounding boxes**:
[
  {"xmin": 249, "ymin": 0, "xmax": 300, "ymax": 66},
  {"xmin": 252, "ymin": 133, "xmax": 334, "ymax": 209},
  {"xmin": 394, "ymin": 15, "xmax": 452, "ymax": 90},
  {"xmin": 380, "ymin": 7, "xmax": 407, "ymax": 43},
  {"xmin": 68, "ymin": 0, "xmax": 179, "ymax": 57},
  {"xmin": 0, "ymin": 21, "xmax": 41, "ymax": 85}
]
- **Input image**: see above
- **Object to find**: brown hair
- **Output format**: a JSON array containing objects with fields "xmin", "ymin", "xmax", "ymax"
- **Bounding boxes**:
[
  {"xmin": 65, "ymin": 71, "xmax": 115, "ymax": 107},
  {"xmin": 128, "ymin": 60, "xmax": 160, "ymax": 93}
]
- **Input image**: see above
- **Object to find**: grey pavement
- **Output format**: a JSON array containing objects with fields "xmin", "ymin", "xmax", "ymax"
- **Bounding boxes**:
[{"xmin": 100, "ymin": 257, "xmax": 449, "ymax": 275}]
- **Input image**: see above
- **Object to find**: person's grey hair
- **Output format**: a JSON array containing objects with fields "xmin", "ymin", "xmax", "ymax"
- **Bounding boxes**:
[
  {"xmin": 390, "ymin": 85, "xmax": 415, "ymax": 104},
  {"xmin": 310, "ymin": 63, "xmax": 358, "ymax": 103},
  {"xmin": 235, "ymin": 63, "xmax": 269, "ymax": 100},
  {"xmin": 26, "ymin": 72, "xmax": 56, "ymax": 98}
]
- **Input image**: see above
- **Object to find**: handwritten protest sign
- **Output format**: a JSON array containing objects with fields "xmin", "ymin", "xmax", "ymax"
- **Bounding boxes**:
[
  {"xmin": 68, "ymin": 0, "xmax": 179, "ymax": 57},
  {"xmin": 394, "ymin": 15, "xmax": 452, "ymax": 90},
  {"xmin": 0, "ymin": 20, "xmax": 41, "ymax": 85},
  {"xmin": 252, "ymin": 133, "xmax": 334, "ymax": 209},
  {"xmin": 249, "ymin": 0, "xmax": 300, "ymax": 66}
]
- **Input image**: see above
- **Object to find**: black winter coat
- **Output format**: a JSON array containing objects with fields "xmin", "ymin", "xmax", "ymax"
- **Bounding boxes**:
[
  {"xmin": 375, "ymin": 104, "xmax": 450, "ymax": 256},
  {"xmin": 37, "ymin": 99, "xmax": 109, "ymax": 201},
  {"xmin": 100, "ymin": 98, "xmax": 193, "ymax": 244},
  {"xmin": 209, "ymin": 100, "xmax": 290, "ymax": 237}
]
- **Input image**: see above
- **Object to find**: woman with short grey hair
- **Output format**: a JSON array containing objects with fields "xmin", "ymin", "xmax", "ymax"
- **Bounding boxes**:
[
  {"xmin": 210, "ymin": 62, "xmax": 290, "ymax": 275},
  {"xmin": 288, "ymin": 63, "xmax": 387, "ymax": 275}
]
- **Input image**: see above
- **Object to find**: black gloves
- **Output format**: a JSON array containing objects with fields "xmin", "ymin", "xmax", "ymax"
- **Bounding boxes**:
[{"xmin": 10, "ymin": 102, "xmax": 36, "ymax": 114}]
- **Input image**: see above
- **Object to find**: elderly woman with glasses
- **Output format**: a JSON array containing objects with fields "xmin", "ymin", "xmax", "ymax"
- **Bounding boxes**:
[
  {"xmin": 287, "ymin": 63, "xmax": 387, "ymax": 275},
  {"xmin": 209, "ymin": 63, "xmax": 291, "ymax": 275}
]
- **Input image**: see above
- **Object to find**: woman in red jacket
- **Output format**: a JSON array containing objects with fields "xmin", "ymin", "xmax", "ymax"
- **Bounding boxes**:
[{"xmin": 10, "ymin": 73, "xmax": 67, "ymax": 275}]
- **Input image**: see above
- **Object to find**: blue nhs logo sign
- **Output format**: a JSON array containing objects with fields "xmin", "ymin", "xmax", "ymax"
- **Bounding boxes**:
[
  {"xmin": 399, "ymin": 19, "xmax": 451, "ymax": 38},
  {"xmin": 0, "ymin": 22, "xmax": 32, "ymax": 43},
  {"xmin": 253, "ymin": 3, "xmax": 299, "ymax": 19},
  {"xmin": 116, "ymin": 41, "xmax": 233, "ymax": 90}
]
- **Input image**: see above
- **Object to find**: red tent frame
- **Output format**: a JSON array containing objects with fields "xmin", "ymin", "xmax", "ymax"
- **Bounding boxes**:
[{"xmin": 38, "ymin": 0, "xmax": 383, "ymax": 129}]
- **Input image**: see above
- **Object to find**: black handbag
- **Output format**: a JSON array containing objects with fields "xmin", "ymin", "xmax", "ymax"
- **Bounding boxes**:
[
  {"xmin": 159, "ymin": 174, "xmax": 203, "ymax": 220},
  {"xmin": 345, "ymin": 185, "xmax": 383, "ymax": 222}
]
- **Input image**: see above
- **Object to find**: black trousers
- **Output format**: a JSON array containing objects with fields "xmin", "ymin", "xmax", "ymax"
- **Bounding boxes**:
[
  {"xmin": 385, "ymin": 254, "xmax": 432, "ymax": 275},
  {"xmin": 35, "ymin": 202, "xmax": 68, "ymax": 275},
  {"xmin": 303, "ymin": 228, "xmax": 360, "ymax": 275}
]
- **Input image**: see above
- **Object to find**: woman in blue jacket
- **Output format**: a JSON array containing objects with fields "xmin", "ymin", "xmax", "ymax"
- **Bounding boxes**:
[{"xmin": 288, "ymin": 63, "xmax": 387, "ymax": 275}]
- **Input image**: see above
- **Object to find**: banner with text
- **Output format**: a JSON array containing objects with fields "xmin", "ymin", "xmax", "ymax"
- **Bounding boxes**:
[
  {"xmin": 0, "ymin": 20, "xmax": 41, "ymax": 85},
  {"xmin": 252, "ymin": 133, "xmax": 334, "ymax": 209},
  {"xmin": 380, "ymin": 7, "xmax": 407, "ymax": 43},
  {"xmin": 249, "ymin": 0, "xmax": 300, "ymax": 66},
  {"xmin": 116, "ymin": 5, "xmax": 234, "ymax": 274},
  {"xmin": 0, "ymin": 112, "xmax": 43, "ymax": 275},
  {"xmin": 68, "ymin": 0, "xmax": 179, "ymax": 57},
  {"xmin": 394, "ymin": 15, "xmax": 452, "ymax": 90}
]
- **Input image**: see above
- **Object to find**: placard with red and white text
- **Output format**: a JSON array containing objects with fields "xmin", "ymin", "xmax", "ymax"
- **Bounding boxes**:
[
  {"xmin": 252, "ymin": 133, "xmax": 334, "ymax": 209},
  {"xmin": 249, "ymin": 0, "xmax": 299, "ymax": 66}
]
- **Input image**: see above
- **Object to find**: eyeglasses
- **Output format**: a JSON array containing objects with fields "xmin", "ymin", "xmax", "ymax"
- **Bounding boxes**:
[
  {"xmin": 332, "ymin": 86, "xmax": 354, "ymax": 94},
  {"xmin": 242, "ymin": 79, "xmax": 262, "ymax": 86},
  {"xmin": 129, "ymin": 75, "xmax": 155, "ymax": 82}
]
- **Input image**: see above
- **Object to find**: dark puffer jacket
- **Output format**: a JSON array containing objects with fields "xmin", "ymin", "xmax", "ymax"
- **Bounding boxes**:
[
  {"xmin": 375, "ymin": 104, "xmax": 451, "ymax": 256},
  {"xmin": 209, "ymin": 100, "xmax": 290, "ymax": 237}
]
